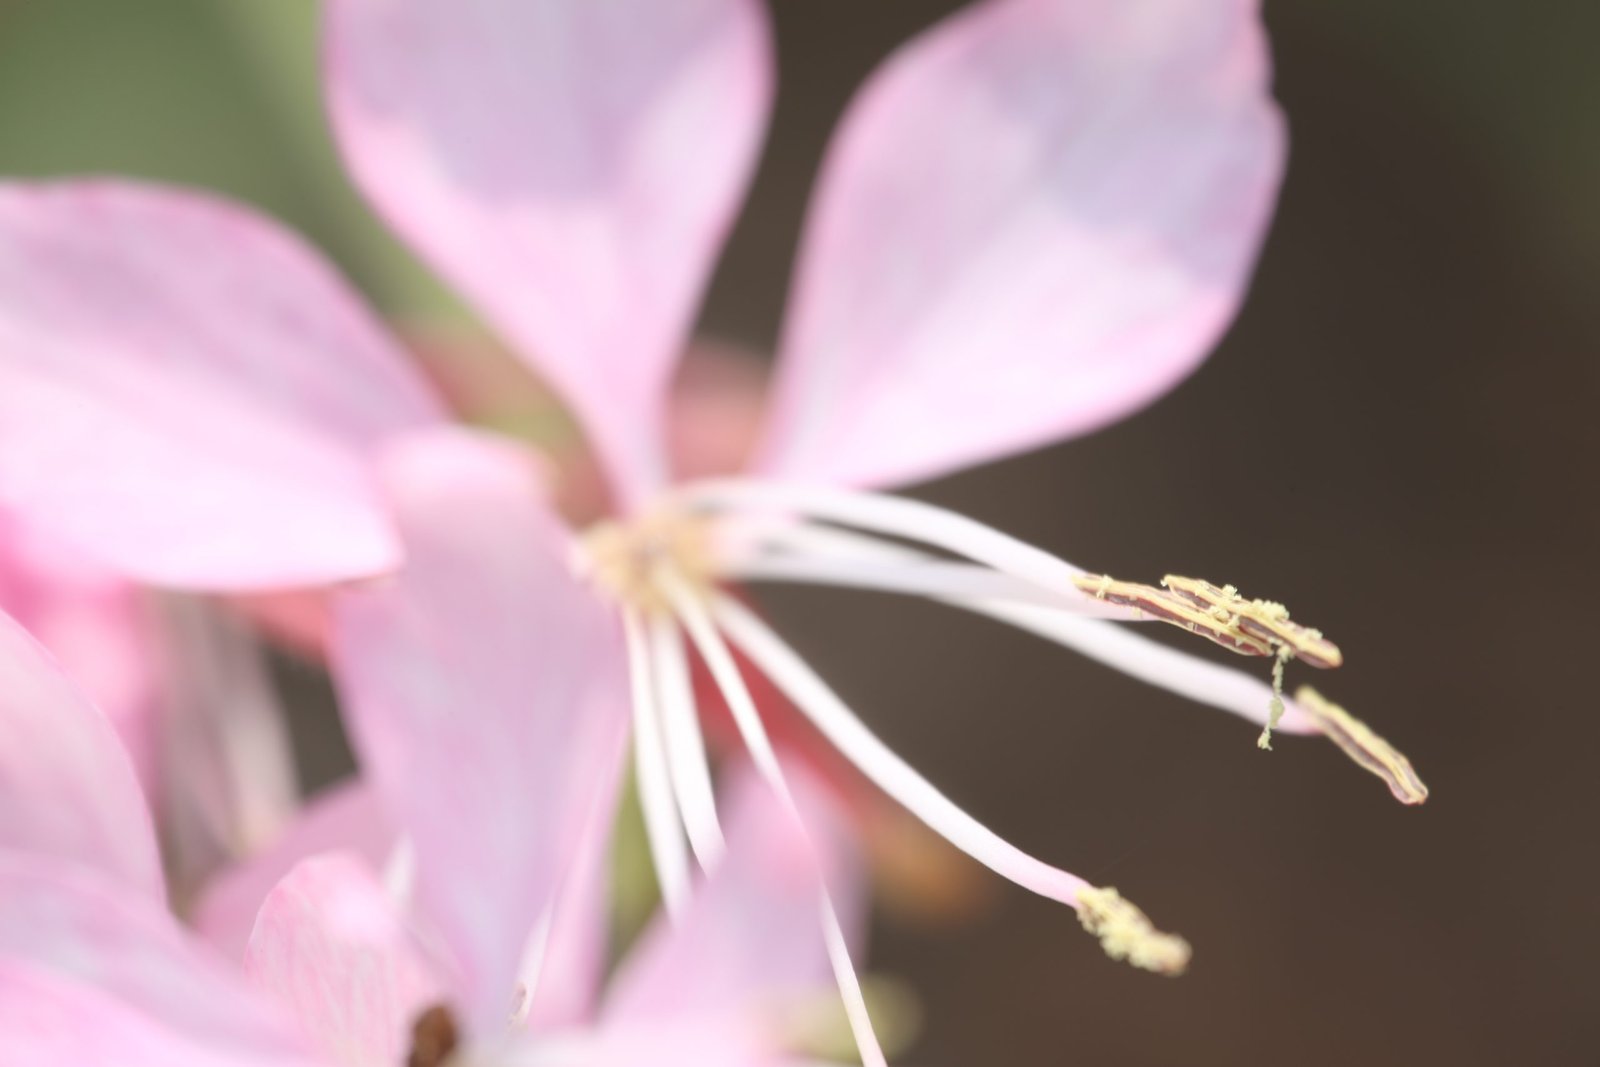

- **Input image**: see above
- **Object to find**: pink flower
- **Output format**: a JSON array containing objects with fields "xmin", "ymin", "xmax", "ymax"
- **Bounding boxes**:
[
  {"xmin": 0, "ymin": 602, "xmax": 863, "ymax": 1066},
  {"xmin": 0, "ymin": 0, "xmax": 1425, "ymax": 1049}
]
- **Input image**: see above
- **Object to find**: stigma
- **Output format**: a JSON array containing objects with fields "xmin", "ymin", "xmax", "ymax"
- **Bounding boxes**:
[{"xmin": 1075, "ymin": 886, "xmax": 1191, "ymax": 976}]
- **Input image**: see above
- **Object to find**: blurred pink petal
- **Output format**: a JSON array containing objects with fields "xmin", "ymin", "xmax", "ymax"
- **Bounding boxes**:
[
  {"xmin": 195, "ymin": 782, "xmax": 394, "ymax": 965},
  {"xmin": 245, "ymin": 851, "xmax": 444, "ymax": 1067},
  {"xmin": 0, "ymin": 962, "xmax": 312, "ymax": 1067},
  {"xmin": 0, "ymin": 181, "xmax": 445, "ymax": 588},
  {"xmin": 0, "ymin": 609, "xmax": 162, "ymax": 900},
  {"xmin": 756, "ymin": 0, "xmax": 1285, "ymax": 487},
  {"xmin": 606, "ymin": 762, "xmax": 864, "ymax": 1029},
  {"xmin": 331, "ymin": 428, "xmax": 629, "ymax": 1029},
  {"xmin": 325, "ymin": 0, "xmax": 774, "ymax": 502},
  {"xmin": 0, "ymin": 854, "xmax": 314, "ymax": 1065},
  {"xmin": 0, "ymin": 512, "xmax": 159, "ymax": 789},
  {"xmin": 520, "ymin": 768, "xmax": 621, "ymax": 1031}
]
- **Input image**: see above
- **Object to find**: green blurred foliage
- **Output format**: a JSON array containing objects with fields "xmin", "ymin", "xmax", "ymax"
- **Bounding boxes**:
[{"xmin": 0, "ymin": 0, "xmax": 464, "ymax": 320}]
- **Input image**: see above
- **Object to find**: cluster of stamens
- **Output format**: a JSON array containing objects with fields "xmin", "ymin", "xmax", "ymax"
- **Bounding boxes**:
[{"xmin": 579, "ymin": 508, "xmax": 715, "ymax": 614}]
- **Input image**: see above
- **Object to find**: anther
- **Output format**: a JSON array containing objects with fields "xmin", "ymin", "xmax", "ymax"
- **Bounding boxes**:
[
  {"xmin": 406, "ymin": 1003, "xmax": 460, "ymax": 1067},
  {"xmin": 1295, "ymin": 687, "xmax": 1429, "ymax": 805},
  {"xmin": 1076, "ymin": 886, "xmax": 1191, "ymax": 976},
  {"xmin": 1071, "ymin": 573, "xmax": 1343, "ymax": 669}
]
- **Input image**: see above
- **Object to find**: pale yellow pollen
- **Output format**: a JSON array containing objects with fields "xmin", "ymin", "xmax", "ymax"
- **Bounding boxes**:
[
  {"xmin": 578, "ymin": 510, "xmax": 715, "ymax": 614},
  {"xmin": 1076, "ymin": 886, "xmax": 1191, "ymax": 976},
  {"xmin": 1070, "ymin": 572, "xmax": 1343, "ymax": 670},
  {"xmin": 1295, "ymin": 686, "xmax": 1429, "ymax": 805},
  {"xmin": 1258, "ymin": 645, "xmax": 1294, "ymax": 750}
]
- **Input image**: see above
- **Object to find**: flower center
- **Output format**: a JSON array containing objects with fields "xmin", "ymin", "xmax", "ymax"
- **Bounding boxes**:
[{"xmin": 579, "ymin": 507, "xmax": 715, "ymax": 615}]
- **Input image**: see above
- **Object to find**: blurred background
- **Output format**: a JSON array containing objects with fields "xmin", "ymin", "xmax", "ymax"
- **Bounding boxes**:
[{"xmin": 2, "ymin": 1, "xmax": 1596, "ymax": 1063}]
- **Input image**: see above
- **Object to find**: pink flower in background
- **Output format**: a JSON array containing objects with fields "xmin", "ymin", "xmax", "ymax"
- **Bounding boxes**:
[
  {"xmin": 0, "ymin": 593, "xmax": 864, "ymax": 1067},
  {"xmin": 0, "ymin": 0, "xmax": 1426, "ymax": 1055}
]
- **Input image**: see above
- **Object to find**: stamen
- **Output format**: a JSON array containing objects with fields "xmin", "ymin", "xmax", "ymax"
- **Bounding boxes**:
[
  {"xmin": 977, "ymin": 603, "xmax": 1321, "ymax": 734},
  {"xmin": 1072, "ymin": 573, "xmax": 1343, "ymax": 668},
  {"xmin": 1075, "ymin": 887, "xmax": 1191, "ymax": 976},
  {"xmin": 1294, "ymin": 687, "xmax": 1429, "ymax": 805},
  {"xmin": 657, "ymin": 572, "xmax": 887, "ymax": 1067},
  {"xmin": 646, "ymin": 614, "xmax": 725, "ymax": 867},
  {"xmin": 715, "ymin": 526, "xmax": 1103, "ymax": 611},
  {"xmin": 621, "ymin": 610, "xmax": 691, "ymax": 916},
  {"xmin": 710, "ymin": 593, "xmax": 1091, "ymax": 907},
  {"xmin": 678, "ymin": 479, "xmax": 1093, "ymax": 597}
]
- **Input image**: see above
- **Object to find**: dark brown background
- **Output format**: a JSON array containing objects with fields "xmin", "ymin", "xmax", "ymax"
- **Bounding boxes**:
[{"xmin": 2, "ymin": 2, "xmax": 1596, "ymax": 1064}]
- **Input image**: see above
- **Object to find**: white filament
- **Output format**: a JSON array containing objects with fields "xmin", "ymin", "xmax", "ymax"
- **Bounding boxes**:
[
  {"xmin": 646, "ymin": 613, "xmax": 726, "ymax": 867},
  {"xmin": 710, "ymin": 593, "xmax": 1089, "ymax": 908},
  {"xmin": 718, "ymin": 519, "xmax": 1313, "ymax": 735},
  {"xmin": 680, "ymin": 479, "xmax": 1109, "ymax": 604},
  {"xmin": 621, "ymin": 609, "xmax": 691, "ymax": 918},
  {"xmin": 659, "ymin": 571, "xmax": 887, "ymax": 1067}
]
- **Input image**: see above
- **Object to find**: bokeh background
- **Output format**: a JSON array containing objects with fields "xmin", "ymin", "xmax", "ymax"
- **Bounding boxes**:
[{"xmin": 2, "ymin": 1, "xmax": 1596, "ymax": 1063}]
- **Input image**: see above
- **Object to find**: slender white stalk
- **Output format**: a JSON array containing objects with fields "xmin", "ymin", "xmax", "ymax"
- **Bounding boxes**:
[
  {"xmin": 716, "ymin": 520, "xmax": 1127, "ymax": 616},
  {"xmin": 659, "ymin": 572, "xmax": 887, "ymax": 1067},
  {"xmin": 509, "ymin": 911, "xmax": 552, "ymax": 1027},
  {"xmin": 621, "ymin": 609, "xmax": 691, "ymax": 918},
  {"xmin": 382, "ymin": 836, "xmax": 416, "ymax": 905},
  {"xmin": 973, "ymin": 602, "xmax": 1319, "ymax": 734},
  {"xmin": 681, "ymin": 479, "xmax": 1109, "ymax": 603},
  {"xmin": 729, "ymin": 521, "xmax": 1311, "ymax": 734},
  {"xmin": 646, "ymin": 614, "xmax": 725, "ymax": 868},
  {"xmin": 711, "ymin": 593, "xmax": 1090, "ymax": 908}
]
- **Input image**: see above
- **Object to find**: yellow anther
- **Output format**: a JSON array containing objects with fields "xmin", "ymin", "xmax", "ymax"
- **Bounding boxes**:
[
  {"xmin": 1295, "ymin": 686, "xmax": 1428, "ymax": 805},
  {"xmin": 579, "ymin": 510, "xmax": 713, "ymax": 614},
  {"xmin": 1076, "ymin": 886, "xmax": 1191, "ymax": 976},
  {"xmin": 1069, "ymin": 573, "xmax": 1343, "ymax": 669}
]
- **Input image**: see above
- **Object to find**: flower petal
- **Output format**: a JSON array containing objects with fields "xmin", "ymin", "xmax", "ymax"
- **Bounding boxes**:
[
  {"xmin": 331, "ymin": 428, "xmax": 630, "ymax": 1030},
  {"xmin": 245, "ymin": 851, "xmax": 445, "ymax": 1067},
  {"xmin": 0, "ymin": 852, "xmax": 314, "ymax": 1065},
  {"xmin": 0, "ymin": 964, "xmax": 315, "ymax": 1067},
  {"xmin": 195, "ymin": 782, "xmax": 396, "ymax": 964},
  {"xmin": 325, "ymin": 0, "xmax": 773, "ymax": 502},
  {"xmin": 0, "ymin": 181, "xmax": 445, "ymax": 588},
  {"xmin": 0, "ymin": 512, "xmax": 159, "ymax": 790},
  {"xmin": 605, "ymin": 762, "xmax": 864, "ymax": 1028},
  {"xmin": 0, "ymin": 607, "xmax": 162, "ymax": 899},
  {"xmin": 756, "ymin": 0, "xmax": 1285, "ymax": 487}
]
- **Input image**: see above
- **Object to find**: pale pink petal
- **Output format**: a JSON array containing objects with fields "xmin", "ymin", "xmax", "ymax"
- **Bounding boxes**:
[
  {"xmin": 0, "ymin": 181, "xmax": 445, "ymax": 588},
  {"xmin": 757, "ymin": 0, "xmax": 1285, "ymax": 488},
  {"xmin": 325, "ymin": 0, "xmax": 774, "ymax": 502},
  {"xmin": 331, "ymin": 428, "xmax": 629, "ymax": 1030},
  {"xmin": 0, "ymin": 511, "xmax": 160, "ymax": 789},
  {"xmin": 521, "ymin": 761, "xmax": 623, "ymax": 1031},
  {"xmin": 0, "ymin": 964, "xmax": 315, "ymax": 1067},
  {"xmin": 245, "ymin": 851, "xmax": 444, "ymax": 1067},
  {"xmin": 0, "ymin": 853, "xmax": 313, "ymax": 1064},
  {"xmin": 605, "ymin": 763, "xmax": 864, "ymax": 1027},
  {"xmin": 0, "ymin": 608, "xmax": 162, "ymax": 899},
  {"xmin": 494, "ymin": 1022, "xmax": 774, "ymax": 1067},
  {"xmin": 195, "ymin": 782, "xmax": 395, "ymax": 964}
]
